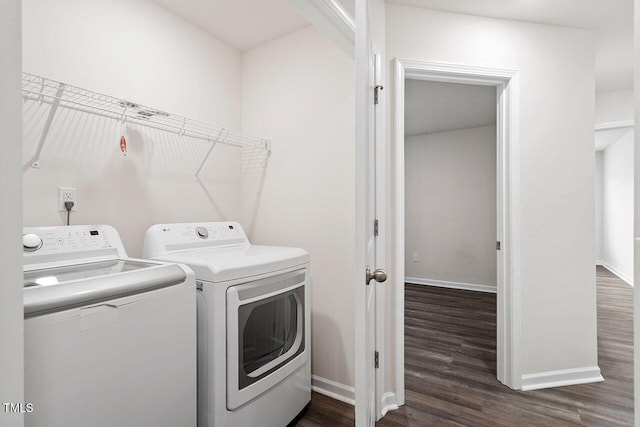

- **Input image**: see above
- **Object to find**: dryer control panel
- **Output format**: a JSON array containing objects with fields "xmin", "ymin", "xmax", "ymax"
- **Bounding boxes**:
[{"xmin": 143, "ymin": 222, "xmax": 249, "ymax": 258}]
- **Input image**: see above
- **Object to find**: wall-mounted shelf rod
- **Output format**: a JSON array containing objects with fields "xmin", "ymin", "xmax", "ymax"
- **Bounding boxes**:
[{"xmin": 22, "ymin": 72, "xmax": 271, "ymax": 169}]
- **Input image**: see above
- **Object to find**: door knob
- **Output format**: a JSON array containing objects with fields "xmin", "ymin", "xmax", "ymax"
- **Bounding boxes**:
[{"xmin": 366, "ymin": 267, "xmax": 387, "ymax": 285}]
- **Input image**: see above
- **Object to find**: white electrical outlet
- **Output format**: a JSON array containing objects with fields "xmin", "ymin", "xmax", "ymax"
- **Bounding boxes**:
[
  {"xmin": 413, "ymin": 253, "xmax": 420, "ymax": 262},
  {"xmin": 58, "ymin": 187, "xmax": 77, "ymax": 211}
]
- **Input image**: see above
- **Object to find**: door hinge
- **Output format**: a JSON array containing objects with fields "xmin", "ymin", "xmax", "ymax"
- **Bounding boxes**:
[
  {"xmin": 374, "ymin": 219, "xmax": 379, "ymax": 237},
  {"xmin": 374, "ymin": 351, "xmax": 379, "ymax": 369},
  {"xmin": 374, "ymin": 85, "xmax": 384, "ymax": 105},
  {"xmin": 496, "ymin": 241, "xmax": 501, "ymax": 250}
]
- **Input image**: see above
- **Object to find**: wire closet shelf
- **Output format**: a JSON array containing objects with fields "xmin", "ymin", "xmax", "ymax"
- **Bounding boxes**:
[{"xmin": 22, "ymin": 72, "xmax": 271, "ymax": 176}]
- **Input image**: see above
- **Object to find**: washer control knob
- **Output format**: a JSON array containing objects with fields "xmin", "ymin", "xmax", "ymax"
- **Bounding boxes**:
[
  {"xmin": 195, "ymin": 227, "xmax": 209, "ymax": 239},
  {"xmin": 23, "ymin": 234, "xmax": 43, "ymax": 252}
]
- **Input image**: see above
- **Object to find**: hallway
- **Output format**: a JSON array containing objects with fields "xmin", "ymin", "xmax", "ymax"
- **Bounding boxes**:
[{"xmin": 296, "ymin": 266, "xmax": 634, "ymax": 426}]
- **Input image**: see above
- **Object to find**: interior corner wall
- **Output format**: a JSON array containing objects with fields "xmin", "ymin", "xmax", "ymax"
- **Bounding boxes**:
[
  {"xmin": 595, "ymin": 151, "xmax": 604, "ymax": 263},
  {"xmin": 0, "ymin": 1, "xmax": 24, "ymax": 425},
  {"xmin": 240, "ymin": 26, "xmax": 356, "ymax": 390},
  {"xmin": 601, "ymin": 129, "xmax": 635, "ymax": 284},
  {"xmin": 21, "ymin": 0, "xmax": 243, "ymax": 257},
  {"xmin": 386, "ymin": 5, "xmax": 598, "ymax": 378},
  {"xmin": 404, "ymin": 126, "xmax": 497, "ymax": 289}
]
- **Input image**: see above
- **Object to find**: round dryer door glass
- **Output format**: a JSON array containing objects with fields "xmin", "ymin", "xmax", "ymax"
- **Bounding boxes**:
[
  {"xmin": 241, "ymin": 295, "xmax": 297, "ymax": 374},
  {"xmin": 236, "ymin": 284, "xmax": 305, "ymax": 390}
]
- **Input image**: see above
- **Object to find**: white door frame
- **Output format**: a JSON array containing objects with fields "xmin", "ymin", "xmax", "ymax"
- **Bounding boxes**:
[
  {"xmin": 0, "ymin": 2, "xmax": 25, "ymax": 426},
  {"xmin": 354, "ymin": 0, "xmax": 378, "ymax": 426},
  {"xmin": 373, "ymin": 51, "xmax": 390, "ymax": 420},
  {"xmin": 390, "ymin": 58, "xmax": 522, "ymax": 403}
]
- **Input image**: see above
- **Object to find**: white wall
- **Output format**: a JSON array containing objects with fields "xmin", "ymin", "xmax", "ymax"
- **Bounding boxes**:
[
  {"xmin": 635, "ymin": 0, "xmax": 640, "ymax": 421},
  {"xmin": 0, "ymin": 1, "xmax": 24, "ymax": 425},
  {"xmin": 595, "ymin": 151, "xmax": 604, "ymax": 262},
  {"xmin": 22, "ymin": 0, "xmax": 245, "ymax": 257},
  {"xmin": 596, "ymin": 88, "xmax": 634, "ymax": 124},
  {"xmin": 601, "ymin": 129, "xmax": 635, "ymax": 284},
  {"xmin": 405, "ymin": 126, "xmax": 497, "ymax": 288},
  {"xmin": 241, "ymin": 27, "xmax": 356, "ymax": 390},
  {"xmin": 386, "ymin": 5, "xmax": 597, "ymax": 380}
]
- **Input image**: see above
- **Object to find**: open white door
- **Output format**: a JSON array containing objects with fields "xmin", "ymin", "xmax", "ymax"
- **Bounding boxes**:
[{"xmin": 355, "ymin": 0, "xmax": 385, "ymax": 426}]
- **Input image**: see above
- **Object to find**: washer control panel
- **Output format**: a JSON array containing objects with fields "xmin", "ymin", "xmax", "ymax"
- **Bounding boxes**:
[
  {"xmin": 23, "ymin": 234, "xmax": 43, "ymax": 252},
  {"xmin": 22, "ymin": 225, "xmax": 121, "ymax": 255}
]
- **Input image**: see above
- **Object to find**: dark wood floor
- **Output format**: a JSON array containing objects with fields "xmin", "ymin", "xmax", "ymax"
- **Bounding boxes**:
[
  {"xmin": 294, "ymin": 266, "xmax": 633, "ymax": 426},
  {"xmin": 293, "ymin": 392, "xmax": 355, "ymax": 427}
]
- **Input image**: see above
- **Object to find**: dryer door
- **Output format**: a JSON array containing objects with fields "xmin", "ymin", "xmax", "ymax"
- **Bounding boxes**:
[{"xmin": 226, "ymin": 269, "xmax": 307, "ymax": 410}]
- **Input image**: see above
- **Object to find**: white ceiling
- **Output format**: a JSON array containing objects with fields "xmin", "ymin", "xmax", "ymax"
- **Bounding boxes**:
[
  {"xmin": 387, "ymin": 0, "xmax": 598, "ymax": 29},
  {"xmin": 151, "ymin": 0, "xmax": 354, "ymax": 52},
  {"xmin": 152, "ymin": 0, "xmax": 632, "ymax": 91},
  {"xmin": 151, "ymin": 0, "xmax": 311, "ymax": 52},
  {"xmin": 404, "ymin": 80, "xmax": 496, "ymax": 136}
]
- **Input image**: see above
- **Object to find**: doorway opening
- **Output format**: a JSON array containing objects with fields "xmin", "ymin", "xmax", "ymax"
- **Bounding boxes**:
[
  {"xmin": 404, "ymin": 80, "xmax": 497, "ymax": 294},
  {"xmin": 389, "ymin": 59, "xmax": 520, "ymax": 407},
  {"xmin": 403, "ymin": 77, "xmax": 499, "ymax": 415},
  {"xmin": 594, "ymin": 121, "xmax": 634, "ymax": 285}
]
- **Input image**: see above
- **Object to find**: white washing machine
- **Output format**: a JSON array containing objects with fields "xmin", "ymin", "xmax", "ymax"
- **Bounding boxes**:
[
  {"xmin": 22, "ymin": 225, "xmax": 197, "ymax": 427},
  {"xmin": 143, "ymin": 222, "xmax": 311, "ymax": 427}
]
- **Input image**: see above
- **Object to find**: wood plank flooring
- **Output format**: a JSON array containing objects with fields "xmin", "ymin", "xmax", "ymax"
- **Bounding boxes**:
[
  {"xmin": 293, "ymin": 393, "xmax": 355, "ymax": 427},
  {"xmin": 294, "ymin": 266, "xmax": 633, "ymax": 426}
]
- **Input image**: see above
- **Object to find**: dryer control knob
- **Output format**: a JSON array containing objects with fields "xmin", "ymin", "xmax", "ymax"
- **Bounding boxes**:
[
  {"xmin": 195, "ymin": 227, "xmax": 209, "ymax": 239},
  {"xmin": 23, "ymin": 234, "xmax": 43, "ymax": 252}
]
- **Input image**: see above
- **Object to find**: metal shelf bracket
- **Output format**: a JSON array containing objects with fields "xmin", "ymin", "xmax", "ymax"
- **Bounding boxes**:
[
  {"xmin": 194, "ymin": 128, "xmax": 227, "ymax": 182},
  {"xmin": 30, "ymin": 81, "xmax": 65, "ymax": 168}
]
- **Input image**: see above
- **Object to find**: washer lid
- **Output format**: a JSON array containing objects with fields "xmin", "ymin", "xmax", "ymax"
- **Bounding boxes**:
[
  {"xmin": 24, "ymin": 259, "xmax": 158, "ymax": 287},
  {"xmin": 23, "ymin": 259, "xmax": 187, "ymax": 316},
  {"xmin": 154, "ymin": 244, "xmax": 309, "ymax": 283}
]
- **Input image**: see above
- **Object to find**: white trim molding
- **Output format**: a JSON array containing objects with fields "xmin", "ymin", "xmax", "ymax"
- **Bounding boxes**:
[
  {"xmin": 380, "ymin": 392, "xmax": 399, "ymax": 417},
  {"xmin": 311, "ymin": 375, "xmax": 355, "ymax": 406},
  {"xmin": 600, "ymin": 263, "xmax": 634, "ymax": 286},
  {"xmin": 391, "ymin": 58, "xmax": 521, "ymax": 405},
  {"xmin": 595, "ymin": 120, "xmax": 634, "ymax": 131},
  {"xmin": 405, "ymin": 277, "xmax": 497, "ymax": 294},
  {"xmin": 521, "ymin": 366, "xmax": 604, "ymax": 391},
  {"xmin": 289, "ymin": 0, "xmax": 355, "ymax": 58}
]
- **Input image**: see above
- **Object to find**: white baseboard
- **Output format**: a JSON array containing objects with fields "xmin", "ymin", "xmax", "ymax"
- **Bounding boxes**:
[
  {"xmin": 380, "ymin": 392, "xmax": 399, "ymax": 417},
  {"xmin": 405, "ymin": 277, "xmax": 497, "ymax": 294},
  {"xmin": 595, "ymin": 260, "xmax": 605, "ymax": 266},
  {"xmin": 521, "ymin": 366, "xmax": 604, "ymax": 391},
  {"xmin": 600, "ymin": 262, "xmax": 633, "ymax": 286},
  {"xmin": 311, "ymin": 375, "xmax": 355, "ymax": 406},
  {"xmin": 310, "ymin": 378, "xmax": 400, "ymax": 415}
]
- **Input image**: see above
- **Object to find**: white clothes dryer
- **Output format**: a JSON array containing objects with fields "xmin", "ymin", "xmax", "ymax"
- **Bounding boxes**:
[
  {"xmin": 22, "ymin": 225, "xmax": 197, "ymax": 427},
  {"xmin": 143, "ymin": 222, "xmax": 311, "ymax": 427}
]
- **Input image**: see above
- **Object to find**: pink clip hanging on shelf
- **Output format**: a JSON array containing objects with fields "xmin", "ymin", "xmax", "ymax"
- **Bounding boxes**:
[{"xmin": 120, "ymin": 135, "xmax": 127, "ymax": 156}]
